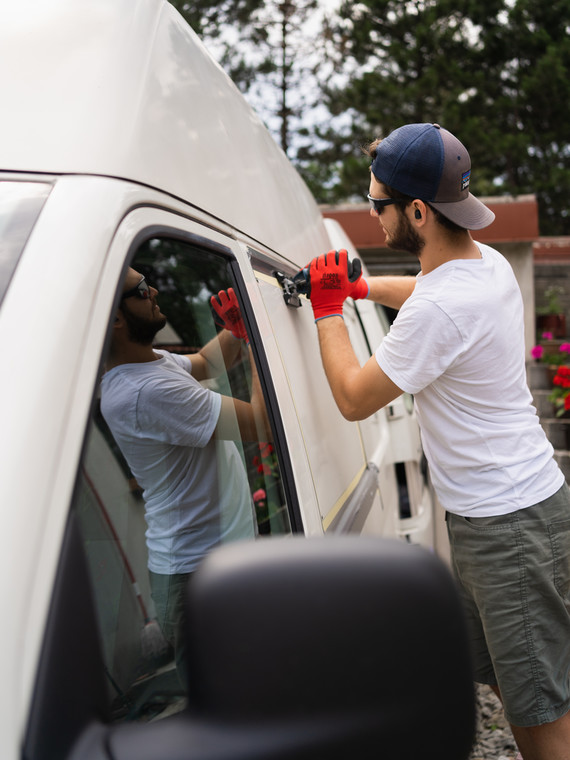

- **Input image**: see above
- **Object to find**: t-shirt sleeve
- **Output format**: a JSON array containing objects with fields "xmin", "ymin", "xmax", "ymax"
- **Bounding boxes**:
[
  {"xmin": 136, "ymin": 374, "xmax": 222, "ymax": 448},
  {"xmin": 160, "ymin": 350, "xmax": 193, "ymax": 375},
  {"xmin": 375, "ymin": 298, "xmax": 464, "ymax": 394}
]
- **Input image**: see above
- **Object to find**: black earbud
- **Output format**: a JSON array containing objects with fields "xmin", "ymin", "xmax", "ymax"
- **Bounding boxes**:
[{"xmin": 414, "ymin": 208, "xmax": 422, "ymax": 220}]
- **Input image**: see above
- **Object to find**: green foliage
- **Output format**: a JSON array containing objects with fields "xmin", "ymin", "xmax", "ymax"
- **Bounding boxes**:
[
  {"xmin": 297, "ymin": 0, "xmax": 484, "ymax": 202},
  {"xmin": 299, "ymin": 0, "xmax": 570, "ymax": 229},
  {"xmin": 461, "ymin": 0, "xmax": 570, "ymax": 233},
  {"xmin": 537, "ymin": 286, "xmax": 564, "ymax": 316}
]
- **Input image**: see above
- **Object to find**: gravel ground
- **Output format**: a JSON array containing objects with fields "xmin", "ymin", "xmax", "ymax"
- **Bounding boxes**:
[{"xmin": 468, "ymin": 684, "xmax": 519, "ymax": 760}]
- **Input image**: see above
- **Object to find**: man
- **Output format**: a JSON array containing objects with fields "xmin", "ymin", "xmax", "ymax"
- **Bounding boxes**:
[
  {"xmin": 101, "ymin": 268, "xmax": 266, "ymax": 686},
  {"xmin": 299, "ymin": 123, "xmax": 570, "ymax": 760}
]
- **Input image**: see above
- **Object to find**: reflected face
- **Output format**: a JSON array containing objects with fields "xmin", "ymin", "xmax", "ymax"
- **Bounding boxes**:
[{"xmin": 120, "ymin": 268, "xmax": 167, "ymax": 344}]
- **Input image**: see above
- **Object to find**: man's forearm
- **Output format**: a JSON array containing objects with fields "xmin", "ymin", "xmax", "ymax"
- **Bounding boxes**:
[
  {"xmin": 316, "ymin": 317, "xmax": 366, "ymax": 420},
  {"xmin": 189, "ymin": 329, "xmax": 244, "ymax": 381},
  {"xmin": 366, "ymin": 275, "xmax": 416, "ymax": 310},
  {"xmin": 200, "ymin": 330, "xmax": 243, "ymax": 376},
  {"xmin": 214, "ymin": 344, "xmax": 272, "ymax": 442},
  {"xmin": 316, "ymin": 316, "xmax": 403, "ymax": 421}
]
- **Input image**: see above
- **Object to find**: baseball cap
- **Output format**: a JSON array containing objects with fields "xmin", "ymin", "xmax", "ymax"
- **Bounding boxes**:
[{"xmin": 370, "ymin": 123, "xmax": 495, "ymax": 230}]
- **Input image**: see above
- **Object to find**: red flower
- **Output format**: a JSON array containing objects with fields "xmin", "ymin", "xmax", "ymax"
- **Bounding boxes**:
[{"xmin": 554, "ymin": 365, "xmax": 570, "ymax": 385}]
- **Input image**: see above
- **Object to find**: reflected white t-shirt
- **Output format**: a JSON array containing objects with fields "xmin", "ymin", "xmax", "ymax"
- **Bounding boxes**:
[
  {"xmin": 375, "ymin": 243, "xmax": 563, "ymax": 517},
  {"xmin": 101, "ymin": 350, "xmax": 255, "ymax": 573}
]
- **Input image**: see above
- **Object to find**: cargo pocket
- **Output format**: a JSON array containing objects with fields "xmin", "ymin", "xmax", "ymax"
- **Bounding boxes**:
[{"xmin": 549, "ymin": 518, "xmax": 570, "ymax": 598}]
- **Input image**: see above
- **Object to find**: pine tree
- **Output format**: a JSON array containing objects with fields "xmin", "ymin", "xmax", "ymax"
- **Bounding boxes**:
[{"xmin": 461, "ymin": 0, "xmax": 570, "ymax": 233}]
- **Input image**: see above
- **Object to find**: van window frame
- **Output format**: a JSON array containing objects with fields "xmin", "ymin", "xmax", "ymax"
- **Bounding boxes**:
[
  {"xmin": 109, "ymin": 224, "xmax": 304, "ymax": 535},
  {"xmin": 45, "ymin": 219, "xmax": 307, "ymax": 728}
]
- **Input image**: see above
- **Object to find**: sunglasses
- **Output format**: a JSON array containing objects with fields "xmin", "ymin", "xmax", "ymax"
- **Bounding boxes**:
[
  {"xmin": 121, "ymin": 276, "xmax": 151, "ymax": 301},
  {"xmin": 367, "ymin": 194, "xmax": 402, "ymax": 215}
]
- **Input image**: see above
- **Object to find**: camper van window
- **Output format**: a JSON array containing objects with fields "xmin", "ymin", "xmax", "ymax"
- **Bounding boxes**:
[{"xmin": 74, "ymin": 236, "xmax": 291, "ymax": 723}]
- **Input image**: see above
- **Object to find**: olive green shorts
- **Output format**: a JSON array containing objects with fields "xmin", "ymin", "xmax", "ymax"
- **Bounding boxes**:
[{"xmin": 446, "ymin": 482, "xmax": 570, "ymax": 727}]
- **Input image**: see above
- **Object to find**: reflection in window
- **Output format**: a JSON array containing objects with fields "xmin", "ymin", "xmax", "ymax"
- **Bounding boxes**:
[{"xmin": 75, "ymin": 236, "xmax": 291, "ymax": 723}]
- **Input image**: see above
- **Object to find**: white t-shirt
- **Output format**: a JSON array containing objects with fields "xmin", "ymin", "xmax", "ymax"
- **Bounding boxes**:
[
  {"xmin": 375, "ymin": 242, "xmax": 563, "ymax": 517},
  {"xmin": 100, "ymin": 350, "xmax": 255, "ymax": 573}
]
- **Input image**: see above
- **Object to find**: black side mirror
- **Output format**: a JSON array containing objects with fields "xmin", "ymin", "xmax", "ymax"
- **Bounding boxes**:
[
  {"xmin": 182, "ymin": 536, "xmax": 475, "ymax": 759},
  {"xmin": 106, "ymin": 536, "xmax": 474, "ymax": 760}
]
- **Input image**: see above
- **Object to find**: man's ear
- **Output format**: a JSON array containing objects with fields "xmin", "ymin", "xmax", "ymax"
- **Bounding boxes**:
[
  {"xmin": 412, "ymin": 199, "xmax": 428, "ymax": 225},
  {"xmin": 113, "ymin": 308, "xmax": 125, "ymax": 328}
]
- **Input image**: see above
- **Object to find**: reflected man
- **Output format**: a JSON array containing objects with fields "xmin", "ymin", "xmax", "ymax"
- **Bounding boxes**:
[{"xmin": 101, "ymin": 268, "xmax": 267, "ymax": 686}]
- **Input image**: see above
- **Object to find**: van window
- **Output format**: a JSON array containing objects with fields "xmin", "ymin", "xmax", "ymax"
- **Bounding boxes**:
[{"xmin": 75, "ymin": 236, "xmax": 291, "ymax": 723}]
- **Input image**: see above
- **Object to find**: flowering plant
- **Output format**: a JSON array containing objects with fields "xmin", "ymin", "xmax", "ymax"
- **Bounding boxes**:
[
  {"xmin": 548, "ymin": 366, "xmax": 570, "ymax": 416},
  {"xmin": 531, "ymin": 332, "xmax": 570, "ymax": 366},
  {"xmin": 252, "ymin": 442, "xmax": 278, "ymax": 480},
  {"xmin": 250, "ymin": 442, "xmax": 285, "ymax": 534}
]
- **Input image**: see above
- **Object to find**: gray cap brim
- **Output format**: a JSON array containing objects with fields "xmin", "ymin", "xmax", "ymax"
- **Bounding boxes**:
[{"xmin": 429, "ymin": 193, "xmax": 495, "ymax": 230}]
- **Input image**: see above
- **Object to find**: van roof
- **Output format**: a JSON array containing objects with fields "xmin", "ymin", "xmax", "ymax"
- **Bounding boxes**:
[{"xmin": 0, "ymin": 0, "xmax": 328, "ymax": 260}]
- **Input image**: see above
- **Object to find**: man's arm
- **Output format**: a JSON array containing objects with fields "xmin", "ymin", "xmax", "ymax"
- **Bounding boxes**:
[
  {"xmin": 214, "ymin": 345, "xmax": 272, "ymax": 442},
  {"xmin": 187, "ymin": 329, "xmax": 243, "ymax": 382},
  {"xmin": 364, "ymin": 275, "xmax": 416, "ymax": 310},
  {"xmin": 316, "ymin": 316, "xmax": 403, "ymax": 421},
  {"xmin": 295, "ymin": 250, "xmax": 404, "ymax": 421},
  {"xmin": 189, "ymin": 287, "xmax": 249, "ymax": 381}
]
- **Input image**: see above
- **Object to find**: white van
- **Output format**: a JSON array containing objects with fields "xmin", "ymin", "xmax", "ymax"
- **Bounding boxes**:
[{"xmin": 0, "ymin": 2, "xmax": 459, "ymax": 758}]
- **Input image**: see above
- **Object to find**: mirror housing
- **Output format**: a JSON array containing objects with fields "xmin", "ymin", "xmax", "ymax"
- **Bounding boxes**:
[
  {"xmin": 107, "ymin": 536, "xmax": 475, "ymax": 760},
  {"xmin": 184, "ymin": 536, "xmax": 474, "ymax": 758}
]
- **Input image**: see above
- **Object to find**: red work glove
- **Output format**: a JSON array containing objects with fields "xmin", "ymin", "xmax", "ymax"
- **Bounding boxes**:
[
  {"xmin": 349, "ymin": 270, "xmax": 369, "ymax": 300},
  {"xmin": 306, "ymin": 249, "xmax": 367, "ymax": 321},
  {"xmin": 210, "ymin": 288, "xmax": 249, "ymax": 343}
]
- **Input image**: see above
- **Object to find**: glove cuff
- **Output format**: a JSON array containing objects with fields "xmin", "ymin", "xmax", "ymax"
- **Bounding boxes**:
[
  {"xmin": 351, "ymin": 277, "xmax": 369, "ymax": 300},
  {"xmin": 314, "ymin": 313, "xmax": 344, "ymax": 323}
]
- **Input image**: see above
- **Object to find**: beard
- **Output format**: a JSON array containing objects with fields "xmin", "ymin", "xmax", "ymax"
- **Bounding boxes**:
[
  {"xmin": 386, "ymin": 210, "xmax": 425, "ymax": 257},
  {"xmin": 122, "ymin": 302, "xmax": 167, "ymax": 345}
]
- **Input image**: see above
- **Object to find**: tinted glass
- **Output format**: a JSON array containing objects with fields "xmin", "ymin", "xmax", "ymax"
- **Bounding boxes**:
[{"xmin": 75, "ymin": 236, "xmax": 291, "ymax": 723}]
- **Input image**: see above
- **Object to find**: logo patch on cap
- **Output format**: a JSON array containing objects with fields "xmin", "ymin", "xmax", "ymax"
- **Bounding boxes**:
[{"xmin": 461, "ymin": 170, "xmax": 470, "ymax": 192}]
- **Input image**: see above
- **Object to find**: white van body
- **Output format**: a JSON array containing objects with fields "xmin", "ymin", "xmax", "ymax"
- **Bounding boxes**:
[{"xmin": 0, "ymin": 1, "xmax": 438, "ymax": 757}]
